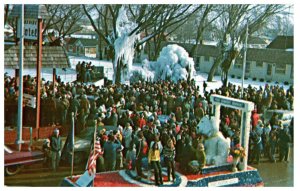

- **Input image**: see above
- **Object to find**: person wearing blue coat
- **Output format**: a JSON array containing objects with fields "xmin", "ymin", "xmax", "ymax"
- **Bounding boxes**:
[{"xmin": 103, "ymin": 134, "xmax": 121, "ymax": 171}]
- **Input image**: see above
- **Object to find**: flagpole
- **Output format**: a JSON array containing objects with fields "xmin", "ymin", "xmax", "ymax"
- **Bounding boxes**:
[
  {"xmin": 16, "ymin": 4, "xmax": 24, "ymax": 151},
  {"xmin": 92, "ymin": 121, "xmax": 97, "ymax": 187},
  {"xmin": 71, "ymin": 112, "xmax": 75, "ymax": 179},
  {"xmin": 241, "ymin": 21, "xmax": 248, "ymax": 99}
]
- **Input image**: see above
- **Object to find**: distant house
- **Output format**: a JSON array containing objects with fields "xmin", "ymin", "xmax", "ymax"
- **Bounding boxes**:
[
  {"xmin": 192, "ymin": 44, "xmax": 293, "ymax": 83},
  {"xmin": 66, "ymin": 38, "xmax": 98, "ymax": 58},
  {"xmin": 247, "ymin": 36, "xmax": 268, "ymax": 48},
  {"xmin": 149, "ymin": 38, "xmax": 293, "ymax": 84},
  {"xmin": 267, "ymin": 36, "xmax": 293, "ymax": 50},
  {"xmin": 229, "ymin": 48, "xmax": 293, "ymax": 83}
]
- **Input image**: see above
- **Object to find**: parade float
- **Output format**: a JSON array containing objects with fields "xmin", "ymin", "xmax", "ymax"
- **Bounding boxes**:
[{"xmin": 61, "ymin": 94, "xmax": 263, "ymax": 187}]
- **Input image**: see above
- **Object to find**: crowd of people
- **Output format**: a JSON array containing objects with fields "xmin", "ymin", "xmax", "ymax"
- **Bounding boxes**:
[
  {"xmin": 75, "ymin": 61, "xmax": 103, "ymax": 83},
  {"xmin": 4, "ymin": 72, "xmax": 294, "ymax": 182}
]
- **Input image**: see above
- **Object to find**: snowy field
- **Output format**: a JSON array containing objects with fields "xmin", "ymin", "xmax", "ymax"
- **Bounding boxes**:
[{"xmin": 5, "ymin": 55, "xmax": 291, "ymax": 96}]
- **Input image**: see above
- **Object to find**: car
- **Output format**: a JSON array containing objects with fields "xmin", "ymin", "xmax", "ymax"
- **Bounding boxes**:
[
  {"xmin": 4, "ymin": 145, "xmax": 45, "ymax": 176},
  {"xmin": 262, "ymin": 109, "xmax": 293, "ymax": 127}
]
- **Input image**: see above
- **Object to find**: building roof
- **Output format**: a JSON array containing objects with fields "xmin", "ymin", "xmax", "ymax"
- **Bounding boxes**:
[
  {"xmin": 267, "ymin": 36, "xmax": 293, "ymax": 49},
  {"xmin": 161, "ymin": 42, "xmax": 220, "ymax": 57},
  {"xmin": 9, "ymin": 4, "xmax": 49, "ymax": 19},
  {"xmin": 75, "ymin": 38, "xmax": 98, "ymax": 47},
  {"xmin": 248, "ymin": 36, "xmax": 268, "ymax": 45},
  {"xmin": 65, "ymin": 38, "xmax": 79, "ymax": 45},
  {"xmin": 246, "ymin": 48, "xmax": 293, "ymax": 66},
  {"xmin": 4, "ymin": 45, "xmax": 70, "ymax": 69}
]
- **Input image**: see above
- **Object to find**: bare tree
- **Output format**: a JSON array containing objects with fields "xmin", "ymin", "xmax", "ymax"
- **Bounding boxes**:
[
  {"xmin": 83, "ymin": 4, "xmax": 200, "ymax": 84},
  {"xmin": 44, "ymin": 5, "xmax": 85, "ymax": 45},
  {"xmin": 190, "ymin": 5, "xmax": 224, "ymax": 57},
  {"xmin": 4, "ymin": 4, "xmax": 10, "ymax": 25},
  {"xmin": 207, "ymin": 4, "xmax": 287, "ymax": 87}
]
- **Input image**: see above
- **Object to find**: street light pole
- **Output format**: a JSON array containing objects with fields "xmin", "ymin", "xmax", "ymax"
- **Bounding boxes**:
[
  {"xmin": 241, "ymin": 22, "xmax": 248, "ymax": 99},
  {"xmin": 16, "ymin": 4, "xmax": 24, "ymax": 151}
]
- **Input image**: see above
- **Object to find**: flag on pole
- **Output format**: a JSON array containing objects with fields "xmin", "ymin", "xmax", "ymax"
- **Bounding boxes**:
[{"xmin": 87, "ymin": 136, "xmax": 103, "ymax": 175}]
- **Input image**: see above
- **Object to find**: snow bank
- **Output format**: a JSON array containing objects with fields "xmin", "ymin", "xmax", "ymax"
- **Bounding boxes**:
[{"xmin": 151, "ymin": 44, "xmax": 195, "ymax": 82}]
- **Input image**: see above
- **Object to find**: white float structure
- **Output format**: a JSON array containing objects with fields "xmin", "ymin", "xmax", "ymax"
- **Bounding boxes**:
[{"xmin": 210, "ymin": 94, "xmax": 254, "ymax": 170}]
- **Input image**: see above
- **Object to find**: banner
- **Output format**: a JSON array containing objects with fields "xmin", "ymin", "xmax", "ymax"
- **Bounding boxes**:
[
  {"xmin": 17, "ymin": 18, "xmax": 38, "ymax": 40},
  {"xmin": 23, "ymin": 93, "xmax": 36, "ymax": 108}
]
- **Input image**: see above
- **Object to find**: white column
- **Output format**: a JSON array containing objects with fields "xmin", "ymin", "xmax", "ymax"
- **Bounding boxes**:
[
  {"xmin": 239, "ymin": 110, "xmax": 251, "ymax": 171},
  {"xmin": 214, "ymin": 103, "xmax": 221, "ymax": 131}
]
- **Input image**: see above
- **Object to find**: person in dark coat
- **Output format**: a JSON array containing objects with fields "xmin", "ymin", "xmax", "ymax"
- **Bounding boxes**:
[
  {"xmin": 50, "ymin": 128, "xmax": 63, "ymax": 172},
  {"xmin": 103, "ymin": 134, "xmax": 121, "ymax": 171},
  {"xmin": 134, "ymin": 131, "xmax": 147, "ymax": 179},
  {"xmin": 278, "ymin": 125, "xmax": 291, "ymax": 162},
  {"xmin": 181, "ymin": 136, "xmax": 195, "ymax": 172}
]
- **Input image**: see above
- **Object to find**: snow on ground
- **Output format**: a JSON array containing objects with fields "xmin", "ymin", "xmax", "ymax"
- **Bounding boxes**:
[{"xmin": 5, "ymin": 55, "xmax": 290, "ymax": 95}]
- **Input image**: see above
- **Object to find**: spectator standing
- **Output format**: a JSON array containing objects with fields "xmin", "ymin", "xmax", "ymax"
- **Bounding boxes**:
[
  {"xmin": 278, "ymin": 125, "xmax": 291, "ymax": 162},
  {"xmin": 50, "ymin": 128, "xmax": 63, "ymax": 172},
  {"xmin": 135, "ymin": 131, "xmax": 147, "ymax": 180},
  {"xmin": 163, "ymin": 139, "xmax": 176, "ymax": 182},
  {"xmin": 103, "ymin": 134, "xmax": 121, "ymax": 171},
  {"xmin": 148, "ymin": 142, "xmax": 163, "ymax": 186}
]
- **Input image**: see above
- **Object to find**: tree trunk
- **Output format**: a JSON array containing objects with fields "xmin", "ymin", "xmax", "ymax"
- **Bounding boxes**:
[
  {"xmin": 98, "ymin": 38, "xmax": 103, "ymax": 60},
  {"xmin": 4, "ymin": 5, "xmax": 9, "ymax": 25},
  {"xmin": 207, "ymin": 56, "xmax": 222, "ymax": 82},
  {"xmin": 115, "ymin": 59, "xmax": 122, "ymax": 84}
]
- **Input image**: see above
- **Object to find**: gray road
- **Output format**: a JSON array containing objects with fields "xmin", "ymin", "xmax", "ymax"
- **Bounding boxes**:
[
  {"xmin": 251, "ymin": 145, "xmax": 294, "ymax": 187},
  {"xmin": 5, "ymin": 146, "xmax": 293, "ymax": 187}
]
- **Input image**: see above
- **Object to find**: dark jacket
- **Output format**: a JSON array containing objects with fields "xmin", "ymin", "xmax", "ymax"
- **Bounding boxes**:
[
  {"xmin": 50, "ymin": 135, "xmax": 62, "ymax": 152},
  {"xmin": 103, "ymin": 140, "xmax": 121, "ymax": 162}
]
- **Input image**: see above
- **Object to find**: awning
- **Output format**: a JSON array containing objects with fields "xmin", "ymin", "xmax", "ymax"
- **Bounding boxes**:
[{"xmin": 4, "ymin": 45, "xmax": 71, "ymax": 69}]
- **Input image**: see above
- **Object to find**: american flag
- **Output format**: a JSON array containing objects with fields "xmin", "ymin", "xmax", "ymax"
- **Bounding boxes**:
[{"xmin": 87, "ymin": 136, "xmax": 103, "ymax": 175}]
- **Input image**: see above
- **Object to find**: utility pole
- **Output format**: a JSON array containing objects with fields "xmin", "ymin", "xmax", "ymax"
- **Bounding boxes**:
[
  {"xmin": 241, "ymin": 22, "xmax": 248, "ymax": 99},
  {"xmin": 16, "ymin": 4, "xmax": 24, "ymax": 151},
  {"xmin": 36, "ymin": 18, "xmax": 43, "ymax": 130}
]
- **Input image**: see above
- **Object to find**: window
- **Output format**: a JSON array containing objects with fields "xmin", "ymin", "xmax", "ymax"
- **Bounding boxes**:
[
  {"xmin": 256, "ymin": 61, "xmax": 263, "ymax": 67},
  {"xmin": 275, "ymin": 64, "xmax": 286, "ymax": 74},
  {"xmin": 69, "ymin": 45, "xmax": 73, "ymax": 52},
  {"xmin": 235, "ymin": 60, "xmax": 242, "ymax": 69},
  {"xmin": 204, "ymin": 56, "xmax": 210, "ymax": 62},
  {"xmin": 246, "ymin": 61, "xmax": 251, "ymax": 73}
]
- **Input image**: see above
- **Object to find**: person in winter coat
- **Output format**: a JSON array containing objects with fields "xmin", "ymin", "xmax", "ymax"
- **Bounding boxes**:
[
  {"xmin": 79, "ymin": 94, "xmax": 90, "ymax": 130},
  {"xmin": 61, "ymin": 95, "xmax": 70, "ymax": 125},
  {"xmin": 125, "ymin": 141, "xmax": 136, "ymax": 170},
  {"xmin": 163, "ymin": 139, "xmax": 176, "ymax": 182},
  {"xmin": 123, "ymin": 122, "xmax": 133, "ymax": 156},
  {"xmin": 148, "ymin": 142, "xmax": 163, "ymax": 186},
  {"xmin": 103, "ymin": 134, "xmax": 121, "ymax": 171},
  {"xmin": 135, "ymin": 131, "xmax": 147, "ymax": 179},
  {"xmin": 50, "ymin": 128, "xmax": 63, "ymax": 172},
  {"xmin": 278, "ymin": 125, "xmax": 291, "ymax": 162},
  {"xmin": 269, "ymin": 130, "xmax": 277, "ymax": 163}
]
